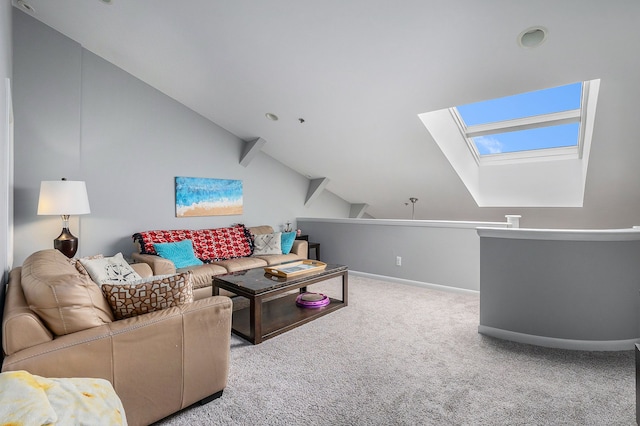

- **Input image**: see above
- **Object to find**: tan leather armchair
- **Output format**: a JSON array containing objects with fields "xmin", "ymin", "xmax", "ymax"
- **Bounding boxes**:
[{"xmin": 2, "ymin": 264, "xmax": 232, "ymax": 426}]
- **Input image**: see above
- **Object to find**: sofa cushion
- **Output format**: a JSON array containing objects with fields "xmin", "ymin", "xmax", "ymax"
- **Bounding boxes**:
[
  {"xmin": 101, "ymin": 272, "xmax": 194, "ymax": 320},
  {"xmin": 248, "ymin": 225, "xmax": 275, "ymax": 235},
  {"xmin": 21, "ymin": 250, "xmax": 114, "ymax": 336},
  {"xmin": 153, "ymin": 239, "xmax": 203, "ymax": 269},
  {"xmin": 78, "ymin": 253, "xmax": 142, "ymax": 285},
  {"xmin": 213, "ymin": 257, "xmax": 268, "ymax": 273},
  {"xmin": 177, "ymin": 263, "xmax": 228, "ymax": 290},
  {"xmin": 253, "ymin": 232, "xmax": 282, "ymax": 255},
  {"xmin": 252, "ymin": 253, "xmax": 304, "ymax": 266},
  {"xmin": 281, "ymin": 232, "xmax": 296, "ymax": 254}
]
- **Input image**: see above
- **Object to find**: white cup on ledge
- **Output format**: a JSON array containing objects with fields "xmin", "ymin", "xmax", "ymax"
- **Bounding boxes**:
[{"xmin": 505, "ymin": 215, "xmax": 522, "ymax": 228}]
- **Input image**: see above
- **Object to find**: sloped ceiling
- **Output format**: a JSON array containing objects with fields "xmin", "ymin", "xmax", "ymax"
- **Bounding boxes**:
[{"xmin": 11, "ymin": 0, "xmax": 640, "ymax": 226}]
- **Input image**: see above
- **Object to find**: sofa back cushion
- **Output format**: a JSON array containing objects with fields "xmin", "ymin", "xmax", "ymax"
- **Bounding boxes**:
[
  {"xmin": 248, "ymin": 225, "xmax": 275, "ymax": 235},
  {"xmin": 133, "ymin": 224, "xmax": 254, "ymax": 261},
  {"xmin": 21, "ymin": 250, "xmax": 114, "ymax": 336}
]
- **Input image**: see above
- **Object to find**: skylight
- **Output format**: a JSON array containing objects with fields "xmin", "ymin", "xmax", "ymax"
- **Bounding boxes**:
[
  {"xmin": 417, "ymin": 79, "xmax": 600, "ymax": 207},
  {"xmin": 452, "ymin": 82, "xmax": 585, "ymax": 163}
]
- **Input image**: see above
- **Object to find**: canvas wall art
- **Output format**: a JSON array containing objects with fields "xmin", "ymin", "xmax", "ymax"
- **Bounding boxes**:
[{"xmin": 175, "ymin": 177, "xmax": 243, "ymax": 217}]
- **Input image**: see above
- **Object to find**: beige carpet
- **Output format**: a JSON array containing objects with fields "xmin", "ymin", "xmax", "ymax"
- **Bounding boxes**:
[{"xmin": 155, "ymin": 274, "xmax": 635, "ymax": 425}]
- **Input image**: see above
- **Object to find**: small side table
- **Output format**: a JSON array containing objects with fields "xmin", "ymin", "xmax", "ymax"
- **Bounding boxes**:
[
  {"xmin": 296, "ymin": 235, "xmax": 320, "ymax": 260},
  {"xmin": 308, "ymin": 242, "xmax": 320, "ymax": 261}
]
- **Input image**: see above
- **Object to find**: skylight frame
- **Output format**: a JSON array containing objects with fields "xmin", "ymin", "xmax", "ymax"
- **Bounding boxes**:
[{"xmin": 451, "ymin": 81, "xmax": 592, "ymax": 166}]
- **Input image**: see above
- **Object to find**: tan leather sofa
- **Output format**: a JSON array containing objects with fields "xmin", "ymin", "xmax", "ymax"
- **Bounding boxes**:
[
  {"xmin": 2, "ymin": 250, "xmax": 232, "ymax": 426},
  {"xmin": 132, "ymin": 225, "xmax": 309, "ymax": 300}
]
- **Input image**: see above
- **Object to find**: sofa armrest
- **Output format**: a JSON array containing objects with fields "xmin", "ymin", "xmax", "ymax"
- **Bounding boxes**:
[
  {"xmin": 2, "ymin": 296, "xmax": 232, "ymax": 426},
  {"xmin": 131, "ymin": 253, "xmax": 176, "ymax": 275},
  {"xmin": 291, "ymin": 240, "xmax": 308, "ymax": 259},
  {"xmin": 2, "ymin": 268, "xmax": 53, "ymax": 356}
]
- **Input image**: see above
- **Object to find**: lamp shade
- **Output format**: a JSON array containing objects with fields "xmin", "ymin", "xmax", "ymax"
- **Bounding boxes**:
[{"xmin": 37, "ymin": 180, "xmax": 91, "ymax": 216}]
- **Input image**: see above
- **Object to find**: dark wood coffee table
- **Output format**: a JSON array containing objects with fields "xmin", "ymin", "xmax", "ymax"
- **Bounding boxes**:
[{"xmin": 213, "ymin": 263, "xmax": 348, "ymax": 344}]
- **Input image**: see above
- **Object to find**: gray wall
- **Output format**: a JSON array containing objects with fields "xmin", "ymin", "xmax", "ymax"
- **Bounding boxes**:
[
  {"xmin": 1, "ymin": 3, "xmax": 12, "ymax": 364},
  {"xmin": 12, "ymin": 11, "xmax": 349, "ymax": 265},
  {"xmin": 1, "ymin": 2, "xmax": 12, "ymax": 286},
  {"xmin": 478, "ymin": 230, "xmax": 640, "ymax": 349},
  {"xmin": 297, "ymin": 218, "xmax": 505, "ymax": 291}
]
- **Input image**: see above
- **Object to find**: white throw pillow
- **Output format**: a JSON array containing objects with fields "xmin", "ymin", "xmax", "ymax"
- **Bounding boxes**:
[
  {"xmin": 253, "ymin": 232, "xmax": 282, "ymax": 255},
  {"xmin": 102, "ymin": 273, "xmax": 175, "ymax": 286},
  {"xmin": 79, "ymin": 252, "xmax": 142, "ymax": 285}
]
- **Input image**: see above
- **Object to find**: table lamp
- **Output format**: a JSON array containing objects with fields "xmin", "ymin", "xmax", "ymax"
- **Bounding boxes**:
[{"xmin": 37, "ymin": 178, "xmax": 91, "ymax": 258}]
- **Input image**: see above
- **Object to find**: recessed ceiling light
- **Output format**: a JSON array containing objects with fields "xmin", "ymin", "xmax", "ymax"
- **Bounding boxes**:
[
  {"xmin": 518, "ymin": 26, "xmax": 547, "ymax": 48},
  {"xmin": 265, "ymin": 113, "xmax": 279, "ymax": 121},
  {"xmin": 15, "ymin": 0, "xmax": 35, "ymax": 13},
  {"xmin": 100, "ymin": 0, "xmax": 113, "ymax": 3}
]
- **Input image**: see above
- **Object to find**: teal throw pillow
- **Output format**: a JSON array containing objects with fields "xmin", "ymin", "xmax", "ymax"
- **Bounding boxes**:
[
  {"xmin": 281, "ymin": 232, "xmax": 296, "ymax": 254},
  {"xmin": 153, "ymin": 239, "xmax": 203, "ymax": 269}
]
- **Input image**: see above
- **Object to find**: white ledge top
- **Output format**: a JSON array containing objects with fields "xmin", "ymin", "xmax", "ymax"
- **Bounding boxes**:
[
  {"xmin": 477, "ymin": 227, "xmax": 640, "ymax": 241},
  {"xmin": 297, "ymin": 217, "xmax": 508, "ymax": 229}
]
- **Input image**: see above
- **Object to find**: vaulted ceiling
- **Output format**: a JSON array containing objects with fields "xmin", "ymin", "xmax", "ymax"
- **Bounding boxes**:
[{"xmin": 11, "ymin": 0, "xmax": 640, "ymax": 226}]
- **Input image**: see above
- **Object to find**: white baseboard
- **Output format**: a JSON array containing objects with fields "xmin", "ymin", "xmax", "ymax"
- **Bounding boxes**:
[
  {"xmin": 348, "ymin": 270, "xmax": 479, "ymax": 295},
  {"xmin": 478, "ymin": 325, "xmax": 640, "ymax": 351}
]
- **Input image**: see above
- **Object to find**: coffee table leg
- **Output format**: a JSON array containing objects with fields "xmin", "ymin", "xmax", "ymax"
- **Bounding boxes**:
[
  {"xmin": 250, "ymin": 296, "xmax": 263, "ymax": 344},
  {"xmin": 342, "ymin": 272, "xmax": 349, "ymax": 306}
]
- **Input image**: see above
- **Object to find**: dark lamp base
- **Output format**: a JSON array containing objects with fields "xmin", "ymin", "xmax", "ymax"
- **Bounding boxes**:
[{"xmin": 54, "ymin": 227, "xmax": 78, "ymax": 258}]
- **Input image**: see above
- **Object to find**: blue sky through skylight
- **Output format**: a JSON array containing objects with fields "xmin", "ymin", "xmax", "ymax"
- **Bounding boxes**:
[
  {"xmin": 473, "ymin": 123, "xmax": 579, "ymax": 154},
  {"xmin": 455, "ymin": 82, "xmax": 582, "ymax": 155},
  {"xmin": 457, "ymin": 82, "xmax": 582, "ymax": 125}
]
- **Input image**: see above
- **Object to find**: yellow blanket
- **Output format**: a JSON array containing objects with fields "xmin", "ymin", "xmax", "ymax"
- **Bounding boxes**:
[{"xmin": 0, "ymin": 370, "xmax": 127, "ymax": 425}]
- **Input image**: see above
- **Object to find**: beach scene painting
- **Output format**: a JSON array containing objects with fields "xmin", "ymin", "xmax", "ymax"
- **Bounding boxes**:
[{"xmin": 175, "ymin": 177, "xmax": 243, "ymax": 217}]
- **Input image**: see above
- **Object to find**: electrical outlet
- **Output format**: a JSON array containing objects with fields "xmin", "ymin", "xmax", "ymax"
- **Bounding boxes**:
[{"xmin": 396, "ymin": 256, "xmax": 402, "ymax": 266}]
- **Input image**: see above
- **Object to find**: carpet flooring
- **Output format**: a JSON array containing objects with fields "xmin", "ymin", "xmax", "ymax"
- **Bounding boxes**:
[{"xmin": 155, "ymin": 274, "xmax": 635, "ymax": 425}]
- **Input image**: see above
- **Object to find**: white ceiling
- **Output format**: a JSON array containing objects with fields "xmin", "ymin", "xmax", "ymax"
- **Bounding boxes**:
[{"xmin": 12, "ymin": 0, "xmax": 640, "ymax": 221}]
